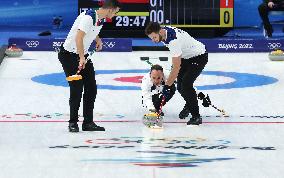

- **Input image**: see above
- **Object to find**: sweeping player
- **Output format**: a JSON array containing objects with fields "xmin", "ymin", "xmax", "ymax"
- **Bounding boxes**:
[
  {"xmin": 145, "ymin": 22, "xmax": 208, "ymax": 126},
  {"xmin": 141, "ymin": 64, "xmax": 176, "ymax": 115},
  {"xmin": 58, "ymin": 0, "xmax": 120, "ymax": 132}
]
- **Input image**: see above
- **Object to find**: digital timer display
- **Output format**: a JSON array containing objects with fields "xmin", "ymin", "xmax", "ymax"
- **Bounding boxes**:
[
  {"xmin": 78, "ymin": 0, "xmax": 234, "ymax": 38},
  {"xmin": 115, "ymin": 16, "xmax": 147, "ymax": 27}
]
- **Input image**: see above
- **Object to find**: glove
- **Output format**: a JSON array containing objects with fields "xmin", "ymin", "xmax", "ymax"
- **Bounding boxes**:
[
  {"xmin": 202, "ymin": 94, "xmax": 211, "ymax": 107},
  {"xmin": 197, "ymin": 92, "xmax": 205, "ymax": 100},
  {"xmin": 162, "ymin": 85, "xmax": 171, "ymax": 99},
  {"xmin": 197, "ymin": 92, "xmax": 211, "ymax": 107}
]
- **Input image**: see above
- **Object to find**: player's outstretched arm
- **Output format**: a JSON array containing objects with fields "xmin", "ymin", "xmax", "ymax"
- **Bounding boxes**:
[{"xmin": 165, "ymin": 56, "xmax": 181, "ymax": 86}]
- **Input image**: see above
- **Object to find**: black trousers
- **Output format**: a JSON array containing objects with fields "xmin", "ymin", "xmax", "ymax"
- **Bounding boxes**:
[
  {"xmin": 258, "ymin": 2, "xmax": 284, "ymax": 31},
  {"xmin": 58, "ymin": 46, "xmax": 97, "ymax": 124},
  {"xmin": 177, "ymin": 53, "xmax": 208, "ymax": 118},
  {"xmin": 152, "ymin": 84, "xmax": 176, "ymax": 111}
]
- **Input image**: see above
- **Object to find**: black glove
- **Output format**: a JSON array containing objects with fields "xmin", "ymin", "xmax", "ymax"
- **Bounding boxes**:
[
  {"xmin": 162, "ymin": 85, "xmax": 171, "ymax": 99},
  {"xmin": 197, "ymin": 92, "xmax": 205, "ymax": 100},
  {"xmin": 197, "ymin": 92, "xmax": 211, "ymax": 107},
  {"xmin": 202, "ymin": 94, "xmax": 211, "ymax": 107}
]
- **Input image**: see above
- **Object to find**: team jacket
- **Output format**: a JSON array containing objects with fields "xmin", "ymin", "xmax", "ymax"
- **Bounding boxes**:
[
  {"xmin": 141, "ymin": 72, "xmax": 169, "ymax": 110},
  {"xmin": 63, "ymin": 9, "xmax": 105, "ymax": 55},
  {"xmin": 161, "ymin": 26, "xmax": 206, "ymax": 60}
]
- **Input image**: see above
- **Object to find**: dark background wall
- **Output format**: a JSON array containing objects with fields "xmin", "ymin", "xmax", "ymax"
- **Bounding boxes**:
[{"xmin": 0, "ymin": 0, "xmax": 278, "ymax": 28}]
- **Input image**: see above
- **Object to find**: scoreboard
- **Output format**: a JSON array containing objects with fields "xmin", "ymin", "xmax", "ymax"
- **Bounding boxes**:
[
  {"xmin": 155, "ymin": 0, "xmax": 233, "ymax": 27},
  {"xmin": 78, "ymin": 0, "xmax": 234, "ymax": 37}
]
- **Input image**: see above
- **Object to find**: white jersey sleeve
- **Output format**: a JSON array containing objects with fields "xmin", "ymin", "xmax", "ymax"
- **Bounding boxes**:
[
  {"xmin": 168, "ymin": 40, "xmax": 182, "ymax": 58},
  {"xmin": 163, "ymin": 26, "xmax": 206, "ymax": 59},
  {"xmin": 63, "ymin": 11, "xmax": 103, "ymax": 55},
  {"xmin": 78, "ymin": 15, "xmax": 93, "ymax": 33},
  {"xmin": 141, "ymin": 74, "xmax": 156, "ymax": 110}
]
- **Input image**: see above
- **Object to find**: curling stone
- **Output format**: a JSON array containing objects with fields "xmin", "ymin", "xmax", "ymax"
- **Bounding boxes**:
[
  {"xmin": 142, "ymin": 112, "xmax": 163, "ymax": 128},
  {"xmin": 5, "ymin": 44, "xmax": 23, "ymax": 57},
  {"xmin": 268, "ymin": 49, "xmax": 284, "ymax": 61}
]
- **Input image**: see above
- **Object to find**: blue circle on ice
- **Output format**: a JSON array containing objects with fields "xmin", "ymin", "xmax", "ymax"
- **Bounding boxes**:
[{"xmin": 31, "ymin": 69, "xmax": 278, "ymax": 90}]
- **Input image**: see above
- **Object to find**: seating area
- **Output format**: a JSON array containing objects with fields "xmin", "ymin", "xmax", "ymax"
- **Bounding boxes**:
[{"xmin": 262, "ymin": 10, "xmax": 284, "ymax": 37}]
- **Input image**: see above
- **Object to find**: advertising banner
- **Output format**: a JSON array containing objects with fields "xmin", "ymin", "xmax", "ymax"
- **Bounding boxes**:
[
  {"xmin": 8, "ymin": 38, "xmax": 132, "ymax": 52},
  {"xmin": 199, "ymin": 39, "xmax": 284, "ymax": 52}
]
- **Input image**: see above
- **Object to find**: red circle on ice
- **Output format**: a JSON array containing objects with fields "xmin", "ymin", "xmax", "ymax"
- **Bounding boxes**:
[{"xmin": 113, "ymin": 76, "xmax": 143, "ymax": 83}]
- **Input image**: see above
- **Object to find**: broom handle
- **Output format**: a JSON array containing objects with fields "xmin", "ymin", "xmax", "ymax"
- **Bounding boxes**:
[
  {"xmin": 157, "ymin": 96, "xmax": 166, "ymax": 117},
  {"xmin": 211, "ymin": 104, "xmax": 226, "ymax": 116}
]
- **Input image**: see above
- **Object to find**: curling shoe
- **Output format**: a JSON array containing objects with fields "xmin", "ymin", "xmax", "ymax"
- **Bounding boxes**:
[
  {"xmin": 68, "ymin": 123, "xmax": 79, "ymax": 132},
  {"xmin": 179, "ymin": 104, "xmax": 190, "ymax": 119},
  {"xmin": 187, "ymin": 116, "xmax": 202, "ymax": 126},
  {"xmin": 82, "ymin": 122, "xmax": 105, "ymax": 131}
]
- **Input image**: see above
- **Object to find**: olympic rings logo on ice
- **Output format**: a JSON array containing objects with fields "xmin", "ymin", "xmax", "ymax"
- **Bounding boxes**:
[
  {"xmin": 26, "ymin": 41, "xmax": 40, "ymax": 48},
  {"xmin": 103, "ymin": 41, "xmax": 116, "ymax": 48},
  {"xmin": 267, "ymin": 42, "xmax": 282, "ymax": 49}
]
